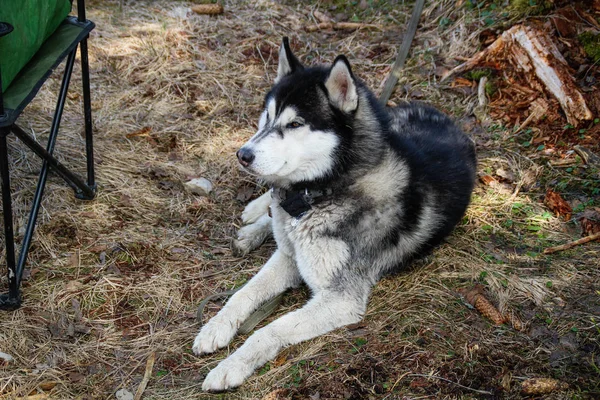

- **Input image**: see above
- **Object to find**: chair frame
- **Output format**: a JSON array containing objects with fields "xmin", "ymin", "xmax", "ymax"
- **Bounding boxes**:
[{"xmin": 0, "ymin": 0, "xmax": 96, "ymax": 310}]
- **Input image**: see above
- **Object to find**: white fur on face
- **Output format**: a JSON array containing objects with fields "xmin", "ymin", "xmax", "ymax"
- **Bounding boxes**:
[{"xmin": 241, "ymin": 102, "xmax": 339, "ymax": 186}]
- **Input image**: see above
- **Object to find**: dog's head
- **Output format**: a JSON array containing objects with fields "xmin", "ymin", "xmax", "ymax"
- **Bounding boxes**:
[{"xmin": 236, "ymin": 38, "xmax": 362, "ymax": 187}]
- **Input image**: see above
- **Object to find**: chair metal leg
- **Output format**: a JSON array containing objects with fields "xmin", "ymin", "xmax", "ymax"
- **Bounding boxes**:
[
  {"xmin": 79, "ymin": 37, "xmax": 96, "ymax": 196},
  {"xmin": 11, "ymin": 124, "xmax": 95, "ymax": 199},
  {"xmin": 15, "ymin": 50, "xmax": 76, "ymax": 290},
  {"xmin": 0, "ymin": 128, "xmax": 21, "ymax": 310}
]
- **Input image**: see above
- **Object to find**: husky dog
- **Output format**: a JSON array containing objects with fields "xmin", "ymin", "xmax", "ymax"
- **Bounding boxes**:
[{"xmin": 193, "ymin": 38, "xmax": 476, "ymax": 391}]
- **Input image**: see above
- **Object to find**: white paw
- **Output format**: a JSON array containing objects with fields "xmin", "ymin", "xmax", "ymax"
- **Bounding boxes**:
[
  {"xmin": 192, "ymin": 316, "xmax": 237, "ymax": 355},
  {"xmin": 232, "ymin": 215, "xmax": 272, "ymax": 256},
  {"xmin": 241, "ymin": 193, "xmax": 271, "ymax": 224},
  {"xmin": 202, "ymin": 358, "xmax": 252, "ymax": 391}
]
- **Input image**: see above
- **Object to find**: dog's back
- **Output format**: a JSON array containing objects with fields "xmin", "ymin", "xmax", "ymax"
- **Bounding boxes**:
[{"xmin": 386, "ymin": 103, "xmax": 476, "ymax": 258}]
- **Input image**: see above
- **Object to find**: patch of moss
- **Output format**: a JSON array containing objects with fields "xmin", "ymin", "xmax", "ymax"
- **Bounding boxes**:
[
  {"xmin": 509, "ymin": 0, "xmax": 554, "ymax": 16},
  {"xmin": 579, "ymin": 32, "xmax": 600, "ymax": 63},
  {"xmin": 485, "ymin": 80, "xmax": 497, "ymax": 97},
  {"xmin": 465, "ymin": 68, "xmax": 492, "ymax": 81}
]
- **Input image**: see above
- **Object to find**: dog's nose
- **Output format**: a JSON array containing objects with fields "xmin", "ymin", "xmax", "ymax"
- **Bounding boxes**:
[{"xmin": 236, "ymin": 148, "xmax": 255, "ymax": 167}]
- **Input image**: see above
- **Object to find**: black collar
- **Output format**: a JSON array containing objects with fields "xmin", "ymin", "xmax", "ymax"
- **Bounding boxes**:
[{"xmin": 271, "ymin": 187, "xmax": 333, "ymax": 218}]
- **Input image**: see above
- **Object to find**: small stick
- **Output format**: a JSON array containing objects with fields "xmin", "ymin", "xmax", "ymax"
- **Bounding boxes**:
[
  {"xmin": 378, "ymin": 0, "xmax": 425, "ymax": 105},
  {"xmin": 134, "ymin": 352, "xmax": 156, "ymax": 400},
  {"xmin": 305, "ymin": 22, "xmax": 381, "ymax": 32},
  {"xmin": 543, "ymin": 232, "xmax": 600, "ymax": 254},
  {"xmin": 477, "ymin": 76, "xmax": 488, "ymax": 108}
]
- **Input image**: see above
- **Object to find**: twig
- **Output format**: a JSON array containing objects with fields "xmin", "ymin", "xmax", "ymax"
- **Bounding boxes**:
[
  {"xmin": 406, "ymin": 373, "xmax": 493, "ymax": 395},
  {"xmin": 304, "ymin": 22, "xmax": 381, "ymax": 32},
  {"xmin": 477, "ymin": 76, "xmax": 488, "ymax": 108},
  {"xmin": 378, "ymin": 0, "xmax": 425, "ymax": 105},
  {"xmin": 543, "ymin": 232, "xmax": 600, "ymax": 254},
  {"xmin": 134, "ymin": 352, "xmax": 156, "ymax": 400}
]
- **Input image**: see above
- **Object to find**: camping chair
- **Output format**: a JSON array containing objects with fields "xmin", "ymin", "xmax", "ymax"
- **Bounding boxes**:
[{"xmin": 0, "ymin": 0, "xmax": 96, "ymax": 310}]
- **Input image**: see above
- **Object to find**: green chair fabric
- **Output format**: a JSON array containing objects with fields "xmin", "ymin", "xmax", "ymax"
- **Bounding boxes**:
[
  {"xmin": 1, "ymin": 19, "xmax": 93, "ymax": 115},
  {"xmin": 0, "ymin": 0, "xmax": 72, "ymax": 92}
]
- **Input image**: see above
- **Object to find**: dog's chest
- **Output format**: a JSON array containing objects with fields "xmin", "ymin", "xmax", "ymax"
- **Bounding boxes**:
[{"xmin": 271, "ymin": 200, "xmax": 351, "ymax": 289}]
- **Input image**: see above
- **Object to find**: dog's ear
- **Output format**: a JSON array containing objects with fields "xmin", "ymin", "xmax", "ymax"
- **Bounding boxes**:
[
  {"xmin": 325, "ymin": 56, "xmax": 358, "ymax": 113},
  {"xmin": 276, "ymin": 37, "xmax": 304, "ymax": 83}
]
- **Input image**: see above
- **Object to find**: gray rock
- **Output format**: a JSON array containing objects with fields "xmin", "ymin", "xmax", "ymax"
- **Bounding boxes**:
[
  {"xmin": 115, "ymin": 388, "xmax": 134, "ymax": 400},
  {"xmin": 0, "ymin": 352, "xmax": 13, "ymax": 363},
  {"xmin": 184, "ymin": 177, "xmax": 213, "ymax": 196}
]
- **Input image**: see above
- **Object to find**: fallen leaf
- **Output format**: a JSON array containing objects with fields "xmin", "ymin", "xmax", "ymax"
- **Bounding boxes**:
[
  {"xmin": 69, "ymin": 251, "xmax": 80, "ymax": 267},
  {"xmin": 65, "ymin": 280, "xmax": 84, "ymax": 292},
  {"xmin": 495, "ymin": 168, "xmax": 515, "ymax": 182},
  {"xmin": 272, "ymin": 353, "xmax": 288, "ymax": 368},
  {"xmin": 126, "ymin": 126, "xmax": 152, "ymax": 139},
  {"xmin": 143, "ymin": 164, "xmax": 171, "ymax": 179},
  {"xmin": 38, "ymin": 381, "xmax": 58, "ymax": 391},
  {"xmin": 313, "ymin": 10, "xmax": 331, "ymax": 23},
  {"xmin": 479, "ymin": 174, "xmax": 497, "ymax": 185},
  {"xmin": 67, "ymin": 371, "xmax": 85, "ymax": 383},
  {"xmin": 88, "ymin": 244, "xmax": 109, "ymax": 253},
  {"xmin": 157, "ymin": 180, "xmax": 176, "ymax": 190},
  {"xmin": 544, "ymin": 189, "xmax": 572, "ymax": 221},
  {"xmin": 73, "ymin": 324, "xmax": 92, "ymax": 335},
  {"xmin": 579, "ymin": 209, "xmax": 600, "ymax": 237},
  {"xmin": 236, "ymin": 185, "xmax": 255, "ymax": 202},
  {"xmin": 261, "ymin": 389, "xmax": 289, "ymax": 400}
]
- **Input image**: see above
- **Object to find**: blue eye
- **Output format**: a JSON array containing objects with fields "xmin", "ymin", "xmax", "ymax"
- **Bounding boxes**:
[{"xmin": 287, "ymin": 121, "xmax": 303, "ymax": 129}]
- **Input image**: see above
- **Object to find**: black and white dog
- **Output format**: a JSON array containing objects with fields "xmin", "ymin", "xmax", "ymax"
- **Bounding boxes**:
[{"xmin": 193, "ymin": 38, "xmax": 476, "ymax": 391}]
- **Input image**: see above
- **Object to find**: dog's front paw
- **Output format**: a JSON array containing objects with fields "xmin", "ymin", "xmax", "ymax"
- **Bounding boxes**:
[
  {"xmin": 232, "ymin": 216, "xmax": 272, "ymax": 256},
  {"xmin": 241, "ymin": 193, "xmax": 271, "ymax": 224},
  {"xmin": 202, "ymin": 358, "xmax": 252, "ymax": 391},
  {"xmin": 241, "ymin": 206, "xmax": 264, "ymax": 225},
  {"xmin": 192, "ymin": 316, "xmax": 237, "ymax": 355}
]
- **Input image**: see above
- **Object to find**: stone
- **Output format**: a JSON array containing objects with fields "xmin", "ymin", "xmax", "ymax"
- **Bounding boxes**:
[{"xmin": 184, "ymin": 177, "xmax": 213, "ymax": 196}]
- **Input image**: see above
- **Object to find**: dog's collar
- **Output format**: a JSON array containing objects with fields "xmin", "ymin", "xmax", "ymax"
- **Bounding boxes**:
[{"xmin": 270, "ymin": 187, "xmax": 333, "ymax": 219}]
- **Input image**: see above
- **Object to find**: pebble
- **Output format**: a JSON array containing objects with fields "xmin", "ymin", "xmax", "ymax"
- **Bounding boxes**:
[{"xmin": 184, "ymin": 177, "xmax": 213, "ymax": 196}]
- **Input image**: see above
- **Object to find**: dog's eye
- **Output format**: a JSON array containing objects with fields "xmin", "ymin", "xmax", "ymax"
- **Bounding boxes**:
[{"xmin": 287, "ymin": 121, "xmax": 303, "ymax": 129}]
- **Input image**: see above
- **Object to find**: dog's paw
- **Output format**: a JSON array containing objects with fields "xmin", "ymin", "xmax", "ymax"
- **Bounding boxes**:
[
  {"xmin": 192, "ymin": 317, "xmax": 237, "ymax": 355},
  {"xmin": 232, "ymin": 218, "xmax": 271, "ymax": 256},
  {"xmin": 241, "ymin": 194, "xmax": 271, "ymax": 224},
  {"xmin": 241, "ymin": 207, "xmax": 264, "ymax": 225},
  {"xmin": 202, "ymin": 358, "xmax": 252, "ymax": 391}
]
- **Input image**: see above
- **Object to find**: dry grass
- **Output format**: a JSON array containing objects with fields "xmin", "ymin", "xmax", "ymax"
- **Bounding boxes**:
[{"xmin": 1, "ymin": 0, "xmax": 599, "ymax": 399}]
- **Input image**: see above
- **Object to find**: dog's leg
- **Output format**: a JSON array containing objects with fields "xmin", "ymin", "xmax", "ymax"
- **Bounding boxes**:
[
  {"xmin": 232, "ymin": 191, "xmax": 273, "ymax": 255},
  {"xmin": 192, "ymin": 250, "xmax": 299, "ymax": 355},
  {"xmin": 232, "ymin": 214, "xmax": 272, "ymax": 256},
  {"xmin": 241, "ymin": 191, "xmax": 271, "ymax": 224},
  {"xmin": 202, "ymin": 289, "xmax": 368, "ymax": 391}
]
